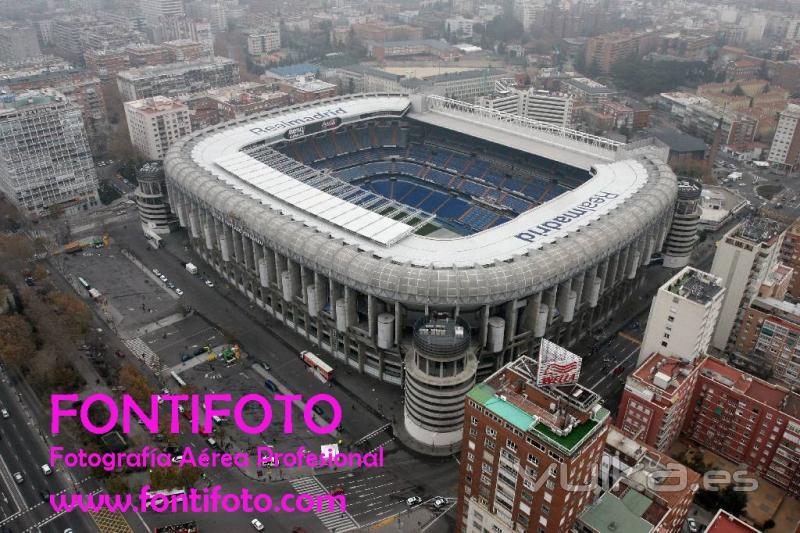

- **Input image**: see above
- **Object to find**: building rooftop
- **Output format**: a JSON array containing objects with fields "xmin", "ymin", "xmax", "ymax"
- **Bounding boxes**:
[
  {"xmin": 469, "ymin": 355, "xmax": 608, "ymax": 456},
  {"xmin": 705, "ymin": 509, "xmax": 761, "ymax": 533},
  {"xmin": 577, "ymin": 488, "xmax": 657, "ymax": 533},
  {"xmin": 125, "ymin": 95, "xmax": 186, "ymax": 113},
  {"xmin": 0, "ymin": 89, "xmax": 64, "ymax": 112},
  {"xmin": 267, "ymin": 63, "xmax": 319, "ymax": 78},
  {"xmin": 629, "ymin": 353, "xmax": 699, "ymax": 402},
  {"xmin": 117, "ymin": 57, "xmax": 236, "ymax": 81},
  {"xmin": 699, "ymin": 357, "xmax": 795, "ymax": 410},
  {"xmin": 645, "ymin": 127, "xmax": 707, "ymax": 153},
  {"xmin": 732, "ymin": 216, "xmax": 785, "ymax": 245},
  {"xmin": 665, "ymin": 266, "xmax": 724, "ymax": 305},
  {"xmin": 562, "ymin": 77, "xmax": 615, "ymax": 94}
]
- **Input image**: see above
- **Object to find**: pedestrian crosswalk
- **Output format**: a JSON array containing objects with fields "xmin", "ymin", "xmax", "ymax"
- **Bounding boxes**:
[
  {"xmin": 290, "ymin": 476, "xmax": 359, "ymax": 532},
  {"xmin": 122, "ymin": 337, "xmax": 163, "ymax": 374}
]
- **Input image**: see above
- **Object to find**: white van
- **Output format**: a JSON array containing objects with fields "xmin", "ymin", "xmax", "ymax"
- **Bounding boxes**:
[{"xmin": 206, "ymin": 437, "xmax": 218, "ymax": 448}]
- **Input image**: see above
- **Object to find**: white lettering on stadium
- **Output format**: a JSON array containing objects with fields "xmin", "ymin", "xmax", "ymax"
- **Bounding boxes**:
[
  {"xmin": 248, "ymin": 107, "xmax": 348, "ymax": 136},
  {"xmin": 514, "ymin": 191, "xmax": 620, "ymax": 243}
]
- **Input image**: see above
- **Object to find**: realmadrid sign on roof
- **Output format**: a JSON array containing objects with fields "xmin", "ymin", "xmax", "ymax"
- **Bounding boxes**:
[{"xmin": 537, "ymin": 340, "xmax": 582, "ymax": 386}]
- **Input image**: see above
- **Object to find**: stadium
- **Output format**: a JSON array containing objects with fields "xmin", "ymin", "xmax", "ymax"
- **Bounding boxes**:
[{"xmin": 164, "ymin": 93, "xmax": 676, "ymax": 444}]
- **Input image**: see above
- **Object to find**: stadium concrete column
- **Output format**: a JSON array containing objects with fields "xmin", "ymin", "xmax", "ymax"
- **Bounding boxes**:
[
  {"xmin": 556, "ymin": 279, "xmax": 573, "ymax": 322},
  {"xmin": 503, "ymin": 300, "xmax": 516, "ymax": 348},
  {"xmin": 572, "ymin": 273, "xmax": 586, "ymax": 312},
  {"xmin": 188, "ymin": 204, "xmax": 201, "ymax": 239},
  {"xmin": 202, "ymin": 210, "xmax": 215, "ymax": 251},
  {"xmin": 313, "ymin": 273, "xmax": 326, "ymax": 317},
  {"xmin": 367, "ymin": 294, "xmax": 377, "ymax": 338},
  {"xmin": 217, "ymin": 221, "xmax": 231, "ymax": 262},
  {"xmin": 251, "ymin": 239, "xmax": 262, "ymax": 272},
  {"xmin": 232, "ymin": 229, "xmax": 243, "ymax": 263},
  {"xmin": 545, "ymin": 286, "xmax": 557, "ymax": 324},
  {"xmin": 479, "ymin": 304, "xmax": 490, "ymax": 347},
  {"xmin": 241, "ymin": 235, "xmax": 253, "ymax": 271},
  {"xmin": 344, "ymin": 286, "xmax": 357, "ymax": 328},
  {"xmin": 174, "ymin": 190, "xmax": 187, "ymax": 228},
  {"xmin": 607, "ymin": 250, "xmax": 620, "ymax": 285},
  {"xmin": 394, "ymin": 301, "xmax": 402, "ymax": 348}
]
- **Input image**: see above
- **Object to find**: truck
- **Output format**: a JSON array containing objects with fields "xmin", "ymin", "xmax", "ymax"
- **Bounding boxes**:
[{"xmin": 185, "ymin": 263, "xmax": 198, "ymax": 275}]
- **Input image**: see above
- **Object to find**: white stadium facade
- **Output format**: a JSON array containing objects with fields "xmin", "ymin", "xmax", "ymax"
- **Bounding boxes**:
[{"xmin": 164, "ymin": 93, "xmax": 677, "ymax": 448}]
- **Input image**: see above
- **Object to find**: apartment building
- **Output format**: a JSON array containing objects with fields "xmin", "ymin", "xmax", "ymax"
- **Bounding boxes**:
[
  {"xmin": 84, "ymin": 49, "xmax": 131, "ymax": 85},
  {"xmin": 456, "ymin": 354, "xmax": 610, "ymax": 533},
  {"xmin": 618, "ymin": 353, "xmax": 703, "ymax": 452},
  {"xmin": 116, "ymin": 57, "xmax": 239, "ymax": 101},
  {"xmin": 278, "ymin": 76, "xmax": 337, "ymax": 104},
  {"xmin": 578, "ymin": 427, "xmax": 700, "ymax": 533},
  {"xmin": 684, "ymin": 357, "xmax": 800, "ymax": 495},
  {"xmin": 706, "ymin": 509, "xmax": 761, "ymax": 533},
  {"xmin": 584, "ymin": 30, "xmax": 658, "ymax": 74},
  {"xmin": 246, "ymin": 28, "xmax": 281, "ymax": 55},
  {"xmin": 162, "ymin": 40, "xmax": 205, "ymax": 62},
  {"xmin": 124, "ymin": 96, "xmax": 191, "ymax": 160},
  {"xmin": 560, "ymin": 77, "xmax": 617, "ymax": 105},
  {"xmin": 782, "ymin": 219, "xmax": 800, "ymax": 299},
  {"xmin": 478, "ymin": 84, "xmax": 574, "ymax": 128},
  {"xmin": 183, "ymin": 83, "xmax": 290, "ymax": 128},
  {"xmin": 141, "ymin": 0, "xmax": 185, "ymax": 27},
  {"xmin": 639, "ymin": 267, "xmax": 724, "ymax": 365},
  {"xmin": 0, "ymin": 90, "xmax": 98, "ymax": 216},
  {"xmin": 767, "ymin": 104, "xmax": 800, "ymax": 171},
  {"xmin": 367, "ymin": 39, "xmax": 456, "ymax": 61},
  {"xmin": 711, "ymin": 216, "xmax": 787, "ymax": 351}
]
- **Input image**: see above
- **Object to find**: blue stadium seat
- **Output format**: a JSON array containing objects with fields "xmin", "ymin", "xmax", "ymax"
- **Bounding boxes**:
[
  {"xmin": 402, "ymin": 186, "xmax": 431, "ymax": 207},
  {"xmin": 419, "ymin": 191, "xmax": 447, "ymax": 212},
  {"xmin": 436, "ymin": 197, "xmax": 470, "ymax": 219}
]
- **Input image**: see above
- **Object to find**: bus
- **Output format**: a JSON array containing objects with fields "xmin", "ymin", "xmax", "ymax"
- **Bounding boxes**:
[
  {"xmin": 144, "ymin": 489, "xmax": 186, "ymax": 510},
  {"xmin": 300, "ymin": 350, "xmax": 334, "ymax": 382},
  {"xmin": 77, "ymin": 277, "xmax": 91, "ymax": 291},
  {"xmin": 144, "ymin": 231, "xmax": 163, "ymax": 249}
]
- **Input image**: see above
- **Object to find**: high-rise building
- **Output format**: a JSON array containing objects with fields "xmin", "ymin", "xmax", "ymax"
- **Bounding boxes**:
[
  {"xmin": 617, "ymin": 353, "xmax": 703, "ymax": 451},
  {"xmin": 581, "ymin": 427, "xmax": 700, "ymax": 533},
  {"xmin": 246, "ymin": 28, "xmax": 281, "ymax": 56},
  {"xmin": 477, "ymin": 83, "xmax": 574, "ymax": 128},
  {"xmin": 781, "ymin": 219, "xmax": 800, "ymax": 299},
  {"xmin": 116, "ymin": 57, "xmax": 239, "ymax": 101},
  {"xmin": 663, "ymin": 180, "xmax": 702, "ymax": 268},
  {"xmin": 124, "ymin": 96, "xmax": 191, "ymax": 160},
  {"xmin": 684, "ymin": 357, "xmax": 800, "ymax": 495},
  {"xmin": 584, "ymin": 30, "xmax": 658, "ymax": 74},
  {"xmin": 0, "ymin": 89, "xmax": 98, "ymax": 216},
  {"xmin": 767, "ymin": 104, "xmax": 800, "ymax": 172},
  {"xmin": 710, "ymin": 216, "xmax": 787, "ymax": 351},
  {"xmin": 141, "ymin": 0, "xmax": 185, "ymax": 27},
  {"xmin": 456, "ymin": 355, "xmax": 610, "ymax": 533},
  {"xmin": 513, "ymin": 0, "xmax": 545, "ymax": 32},
  {"xmin": 134, "ymin": 160, "xmax": 178, "ymax": 234},
  {"xmin": 639, "ymin": 267, "xmax": 725, "ymax": 366},
  {"xmin": 0, "ymin": 24, "xmax": 41, "ymax": 63}
]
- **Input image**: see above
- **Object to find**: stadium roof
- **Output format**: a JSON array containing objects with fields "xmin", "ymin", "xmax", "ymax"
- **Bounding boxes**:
[{"xmin": 189, "ymin": 95, "xmax": 651, "ymax": 266}]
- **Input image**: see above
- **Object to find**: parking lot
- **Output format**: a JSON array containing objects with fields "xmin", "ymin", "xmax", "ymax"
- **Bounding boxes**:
[{"xmin": 60, "ymin": 246, "xmax": 180, "ymax": 333}]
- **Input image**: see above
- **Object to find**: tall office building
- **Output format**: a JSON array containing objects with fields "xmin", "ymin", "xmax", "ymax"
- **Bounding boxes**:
[
  {"xmin": 767, "ymin": 104, "xmax": 800, "ymax": 172},
  {"xmin": 456, "ymin": 355, "xmax": 610, "ymax": 533},
  {"xmin": 617, "ymin": 353, "xmax": 703, "ymax": 451},
  {"xmin": 639, "ymin": 267, "xmax": 724, "ymax": 366},
  {"xmin": 0, "ymin": 90, "xmax": 98, "ymax": 217},
  {"xmin": 141, "ymin": 0, "xmax": 185, "ymax": 27},
  {"xmin": 663, "ymin": 180, "xmax": 701, "ymax": 268},
  {"xmin": 125, "ymin": 96, "xmax": 191, "ymax": 161},
  {"xmin": 711, "ymin": 216, "xmax": 787, "ymax": 351}
]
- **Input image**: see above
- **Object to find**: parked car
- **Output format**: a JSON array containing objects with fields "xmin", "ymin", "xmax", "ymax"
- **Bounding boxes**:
[
  {"xmin": 433, "ymin": 497, "xmax": 446, "ymax": 508},
  {"xmin": 250, "ymin": 519, "xmax": 265, "ymax": 531},
  {"xmin": 167, "ymin": 281, "xmax": 176, "ymax": 289},
  {"xmin": 687, "ymin": 518, "xmax": 699, "ymax": 532},
  {"xmin": 159, "ymin": 275, "xmax": 168, "ymax": 282},
  {"xmin": 41, "ymin": 464, "xmax": 52, "ymax": 475},
  {"xmin": 12, "ymin": 472, "xmax": 23, "ymax": 484},
  {"xmin": 152, "ymin": 269, "xmax": 161, "ymax": 276},
  {"xmin": 406, "ymin": 496, "xmax": 422, "ymax": 507},
  {"xmin": 175, "ymin": 288, "xmax": 184, "ymax": 296},
  {"xmin": 205, "ymin": 279, "xmax": 214, "ymax": 288},
  {"xmin": 1, "ymin": 409, "xmax": 8, "ymax": 419},
  {"xmin": 331, "ymin": 487, "xmax": 345, "ymax": 496}
]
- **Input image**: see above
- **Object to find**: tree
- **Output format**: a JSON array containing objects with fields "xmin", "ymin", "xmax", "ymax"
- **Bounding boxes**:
[
  {"xmin": 763, "ymin": 519, "xmax": 776, "ymax": 530},
  {"xmin": 105, "ymin": 476, "xmax": 129, "ymax": 495},
  {"xmin": 718, "ymin": 484, "xmax": 748, "ymax": 517},
  {"xmin": 732, "ymin": 83, "xmax": 745, "ymax": 96},
  {"xmin": 0, "ymin": 315, "xmax": 35, "ymax": 369},
  {"xmin": 119, "ymin": 365, "xmax": 153, "ymax": 403},
  {"xmin": 50, "ymin": 292, "xmax": 92, "ymax": 338},
  {"xmin": 0, "ymin": 233, "xmax": 33, "ymax": 275}
]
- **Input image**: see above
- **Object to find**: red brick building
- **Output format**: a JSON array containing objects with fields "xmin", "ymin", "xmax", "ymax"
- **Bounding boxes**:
[
  {"xmin": 457, "ymin": 356, "xmax": 610, "ymax": 533},
  {"xmin": 617, "ymin": 354, "xmax": 701, "ymax": 452}
]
